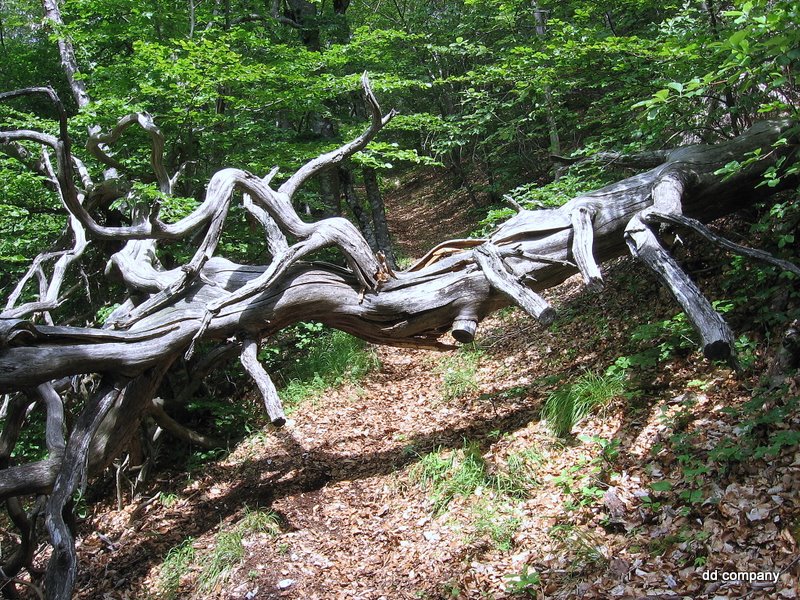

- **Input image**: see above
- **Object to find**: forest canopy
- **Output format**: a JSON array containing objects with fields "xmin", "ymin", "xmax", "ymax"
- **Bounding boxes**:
[{"xmin": 0, "ymin": 0, "xmax": 799, "ymax": 598}]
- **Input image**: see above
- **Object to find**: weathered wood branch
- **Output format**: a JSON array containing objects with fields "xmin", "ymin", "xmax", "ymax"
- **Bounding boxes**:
[
  {"xmin": 43, "ymin": 382, "xmax": 122, "ymax": 600},
  {"xmin": 474, "ymin": 243, "xmax": 556, "ymax": 325},
  {"xmin": 40, "ymin": 0, "xmax": 90, "ymax": 109},
  {"xmin": 0, "ymin": 119, "xmax": 797, "ymax": 391},
  {"xmin": 2, "ymin": 151, "xmax": 89, "ymax": 319},
  {"xmin": 625, "ymin": 213, "xmax": 735, "ymax": 359},
  {"xmin": 86, "ymin": 112, "xmax": 174, "ymax": 194},
  {"xmin": 644, "ymin": 211, "xmax": 800, "ymax": 277},
  {"xmin": 278, "ymin": 73, "xmax": 397, "ymax": 199},
  {"xmin": 147, "ymin": 399, "xmax": 224, "ymax": 449},
  {"xmin": 240, "ymin": 338, "xmax": 286, "ymax": 427},
  {"xmin": 570, "ymin": 206, "xmax": 604, "ymax": 292}
]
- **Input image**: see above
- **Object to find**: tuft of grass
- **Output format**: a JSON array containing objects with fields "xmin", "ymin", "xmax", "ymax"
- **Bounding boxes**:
[
  {"xmin": 157, "ymin": 537, "xmax": 195, "ymax": 599},
  {"xmin": 502, "ymin": 448, "xmax": 543, "ymax": 493},
  {"xmin": 542, "ymin": 371, "xmax": 624, "ymax": 437},
  {"xmin": 278, "ymin": 328, "xmax": 379, "ymax": 408},
  {"xmin": 411, "ymin": 441, "xmax": 534, "ymax": 515},
  {"xmin": 198, "ymin": 507, "xmax": 281, "ymax": 592},
  {"xmin": 158, "ymin": 492, "xmax": 179, "ymax": 508},
  {"xmin": 437, "ymin": 345, "xmax": 483, "ymax": 402},
  {"xmin": 198, "ymin": 530, "xmax": 244, "ymax": 591},
  {"xmin": 239, "ymin": 505, "xmax": 282, "ymax": 536},
  {"xmin": 548, "ymin": 523, "xmax": 607, "ymax": 573},
  {"xmin": 471, "ymin": 502, "xmax": 522, "ymax": 551}
]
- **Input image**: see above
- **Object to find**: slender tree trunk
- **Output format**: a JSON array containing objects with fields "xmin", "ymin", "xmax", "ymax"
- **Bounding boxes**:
[
  {"xmin": 319, "ymin": 168, "xmax": 341, "ymax": 216},
  {"xmin": 363, "ymin": 166, "xmax": 396, "ymax": 268},
  {"xmin": 40, "ymin": 0, "xmax": 90, "ymax": 109},
  {"xmin": 533, "ymin": 2, "xmax": 560, "ymax": 158},
  {"xmin": 340, "ymin": 166, "xmax": 378, "ymax": 251}
]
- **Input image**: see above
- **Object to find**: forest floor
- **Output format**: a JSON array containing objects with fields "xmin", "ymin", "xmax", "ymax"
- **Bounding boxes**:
[{"xmin": 71, "ymin": 169, "xmax": 800, "ymax": 600}]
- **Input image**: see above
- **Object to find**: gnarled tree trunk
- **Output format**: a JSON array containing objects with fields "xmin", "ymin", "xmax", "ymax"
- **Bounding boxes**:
[{"xmin": 0, "ymin": 77, "xmax": 798, "ymax": 598}]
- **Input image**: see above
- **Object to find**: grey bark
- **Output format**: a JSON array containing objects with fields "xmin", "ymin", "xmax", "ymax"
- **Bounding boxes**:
[
  {"xmin": 363, "ymin": 166, "xmax": 397, "ymax": 269},
  {"xmin": 340, "ymin": 166, "xmax": 378, "ymax": 251}
]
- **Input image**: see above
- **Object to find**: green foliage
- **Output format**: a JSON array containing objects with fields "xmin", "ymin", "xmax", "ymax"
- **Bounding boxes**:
[
  {"xmin": 630, "ymin": 311, "xmax": 696, "ymax": 361},
  {"xmin": 410, "ymin": 440, "xmax": 535, "ymax": 516},
  {"xmin": 198, "ymin": 529, "xmax": 244, "ymax": 591},
  {"xmin": 437, "ymin": 345, "xmax": 483, "ymax": 402},
  {"xmin": 711, "ymin": 391, "xmax": 800, "ymax": 463},
  {"xmin": 186, "ymin": 448, "xmax": 228, "ymax": 473},
  {"xmin": 5, "ymin": 408, "xmax": 48, "ymax": 462},
  {"xmin": 635, "ymin": 0, "xmax": 799, "ymax": 146},
  {"xmin": 542, "ymin": 371, "xmax": 625, "ymax": 437},
  {"xmin": 470, "ymin": 501, "xmax": 521, "ymax": 551},
  {"xmin": 185, "ymin": 393, "xmax": 256, "ymax": 442},
  {"xmin": 473, "ymin": 172, "xmax": 611, "ymax": 236},
  {"xmin": 198, "ymin": 507, "xmax": 280, "ymax": 592},
  {"xmin": 275, "ymin": 324, "xmax": 379, "ymax": 408},
  {"xmin": 642, "ymin": 384, "xmax": 800, "ymax": 518},
  {"xmin": 505, "ymin": 565, "xmax": 541, "ymax": 597},
  {"xmin": 548, "ymin": 523, "xmax": 607, "ymax": 571},
  {"xmin": 157, "ymin": 537, "xmax": 195, "ymax": 600}
]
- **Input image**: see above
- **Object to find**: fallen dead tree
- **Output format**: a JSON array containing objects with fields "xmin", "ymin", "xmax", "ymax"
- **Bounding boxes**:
[{"xmin": 0, "ymin": 76, "xmax": 798, "ymax": 598}]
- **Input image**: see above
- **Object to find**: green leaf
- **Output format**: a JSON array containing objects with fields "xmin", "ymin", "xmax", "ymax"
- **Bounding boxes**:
[
  {"xmin": 650, "ymin": 481, "xmax": 672, "ymax": 492},
  {"xmin": 653, "ymin": 89, "xmax": 670, "ymax": 102}
]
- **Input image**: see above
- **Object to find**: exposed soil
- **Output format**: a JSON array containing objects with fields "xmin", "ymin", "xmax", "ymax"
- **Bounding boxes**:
[{"xmin": 57, "ymin": 170, "xmax": 800, "ymax": 599}]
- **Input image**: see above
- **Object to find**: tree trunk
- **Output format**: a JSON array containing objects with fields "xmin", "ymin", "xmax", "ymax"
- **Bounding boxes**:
[
  {"xmin": 363, "ymin": 166, "xmax": 396, "ymax": 268},
  {"xmin": 341, "ymin": 165, "xmax": 378, "ymax": 251},
  {"xmin": 1, "ymin": 119, "xmax": 796, "ymax": 389}
]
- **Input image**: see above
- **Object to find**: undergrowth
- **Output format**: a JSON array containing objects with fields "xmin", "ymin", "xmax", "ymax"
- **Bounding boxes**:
[
  {"xmin": 157, "ymin": 537, "xmax": 195, "ymax": 600},
  {"xmin": 156, "ymin": 507, "xmax": 280, "ymax": 598},
  {"xmin": 410, "ymin": 440, "xmax": 537, "ymax": 516},
  {"xmin": 274, "ymin": 323, "xmax": 379, "ymax": 409},
  {"xmin": 542, "ymin": 371, "xmax": 625, "ymax": 437},
  {"xmin": 436, "ymin": 344, "xmax": 483, "ymax": 402}
]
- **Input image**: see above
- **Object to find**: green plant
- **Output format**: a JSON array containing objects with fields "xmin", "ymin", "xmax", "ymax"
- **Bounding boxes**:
[
  {"xmin": 198, "ymin": 529, "xmax": 245, "ymax": 591},
  {"xmin": 503, "ymin": 449, "xmax": 543, "ymax": 491},
  {"xmin": 159, "ymin": 492, "xmax": 179, "ymax": 508},
  {"xmin": 198, "ymin": 507, "xmax": 281, "ymax": 591},
  {"xmin": 441, "ymin": 580, "xmax": 462, "ymax": 597},
  {"xmin": 471, "ymin": 502, "xmax": 521, "ymax": 551},
  {"xmin": 711, "ymin": 391, "xmax": 800, "ymax": 462},
  {"xmin": 187, "ymin": 448, "xmax": 228, "ymax": 473},
  {"xmin": 474, "ymin": 173, "xmax": 610, "ymax": 236},
  {"xmin": 6, "ymin": 410, "xmax": 47, "ymax": 462},
  {"xmin": 542, "ymin": 371, "xmax": 624, "ymax": 437},
  {"xmin": 505, "ymin": 565, "xmax": 541, "ymax": 597},
  {"xmin": 630, "ymin": 311, "xmax": 696, "ymax": 361},
  {"xmin": 239, "ymin": 506, "xmax": 282, "ymax": 536},
  {"xmin": 437, "ymin": 345, "xmax": 483, "ymax": 402},
  {"xmin": 157, "ymin": 537, "xmax": 195, "ymax": 600},
  {"xmin": 411, "ymin": 440, "xmax": 532, "ymax": 515},
  {"xmin": 276, "ymin": 325, "xmax": 379, "ymax": 408},
  {"xmin": 549, "ymin": 524, "xmax": 607, "ymax": 573},
  {"xmin": 411, "ymin": 443, "xmax": 486, "ymax": 515},
  {"xmin": 550, "ymin": 437, "xmax": 621, "ymax": 511},
  {"xmin": 578, "ymin": 435, "xmax": 621, "ymax": 464}
]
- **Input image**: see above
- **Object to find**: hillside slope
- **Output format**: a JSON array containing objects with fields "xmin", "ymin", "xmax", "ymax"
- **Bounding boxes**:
[{"xmin": 71, "ymin": 171, "xmax": 800, "ymax": 600}]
